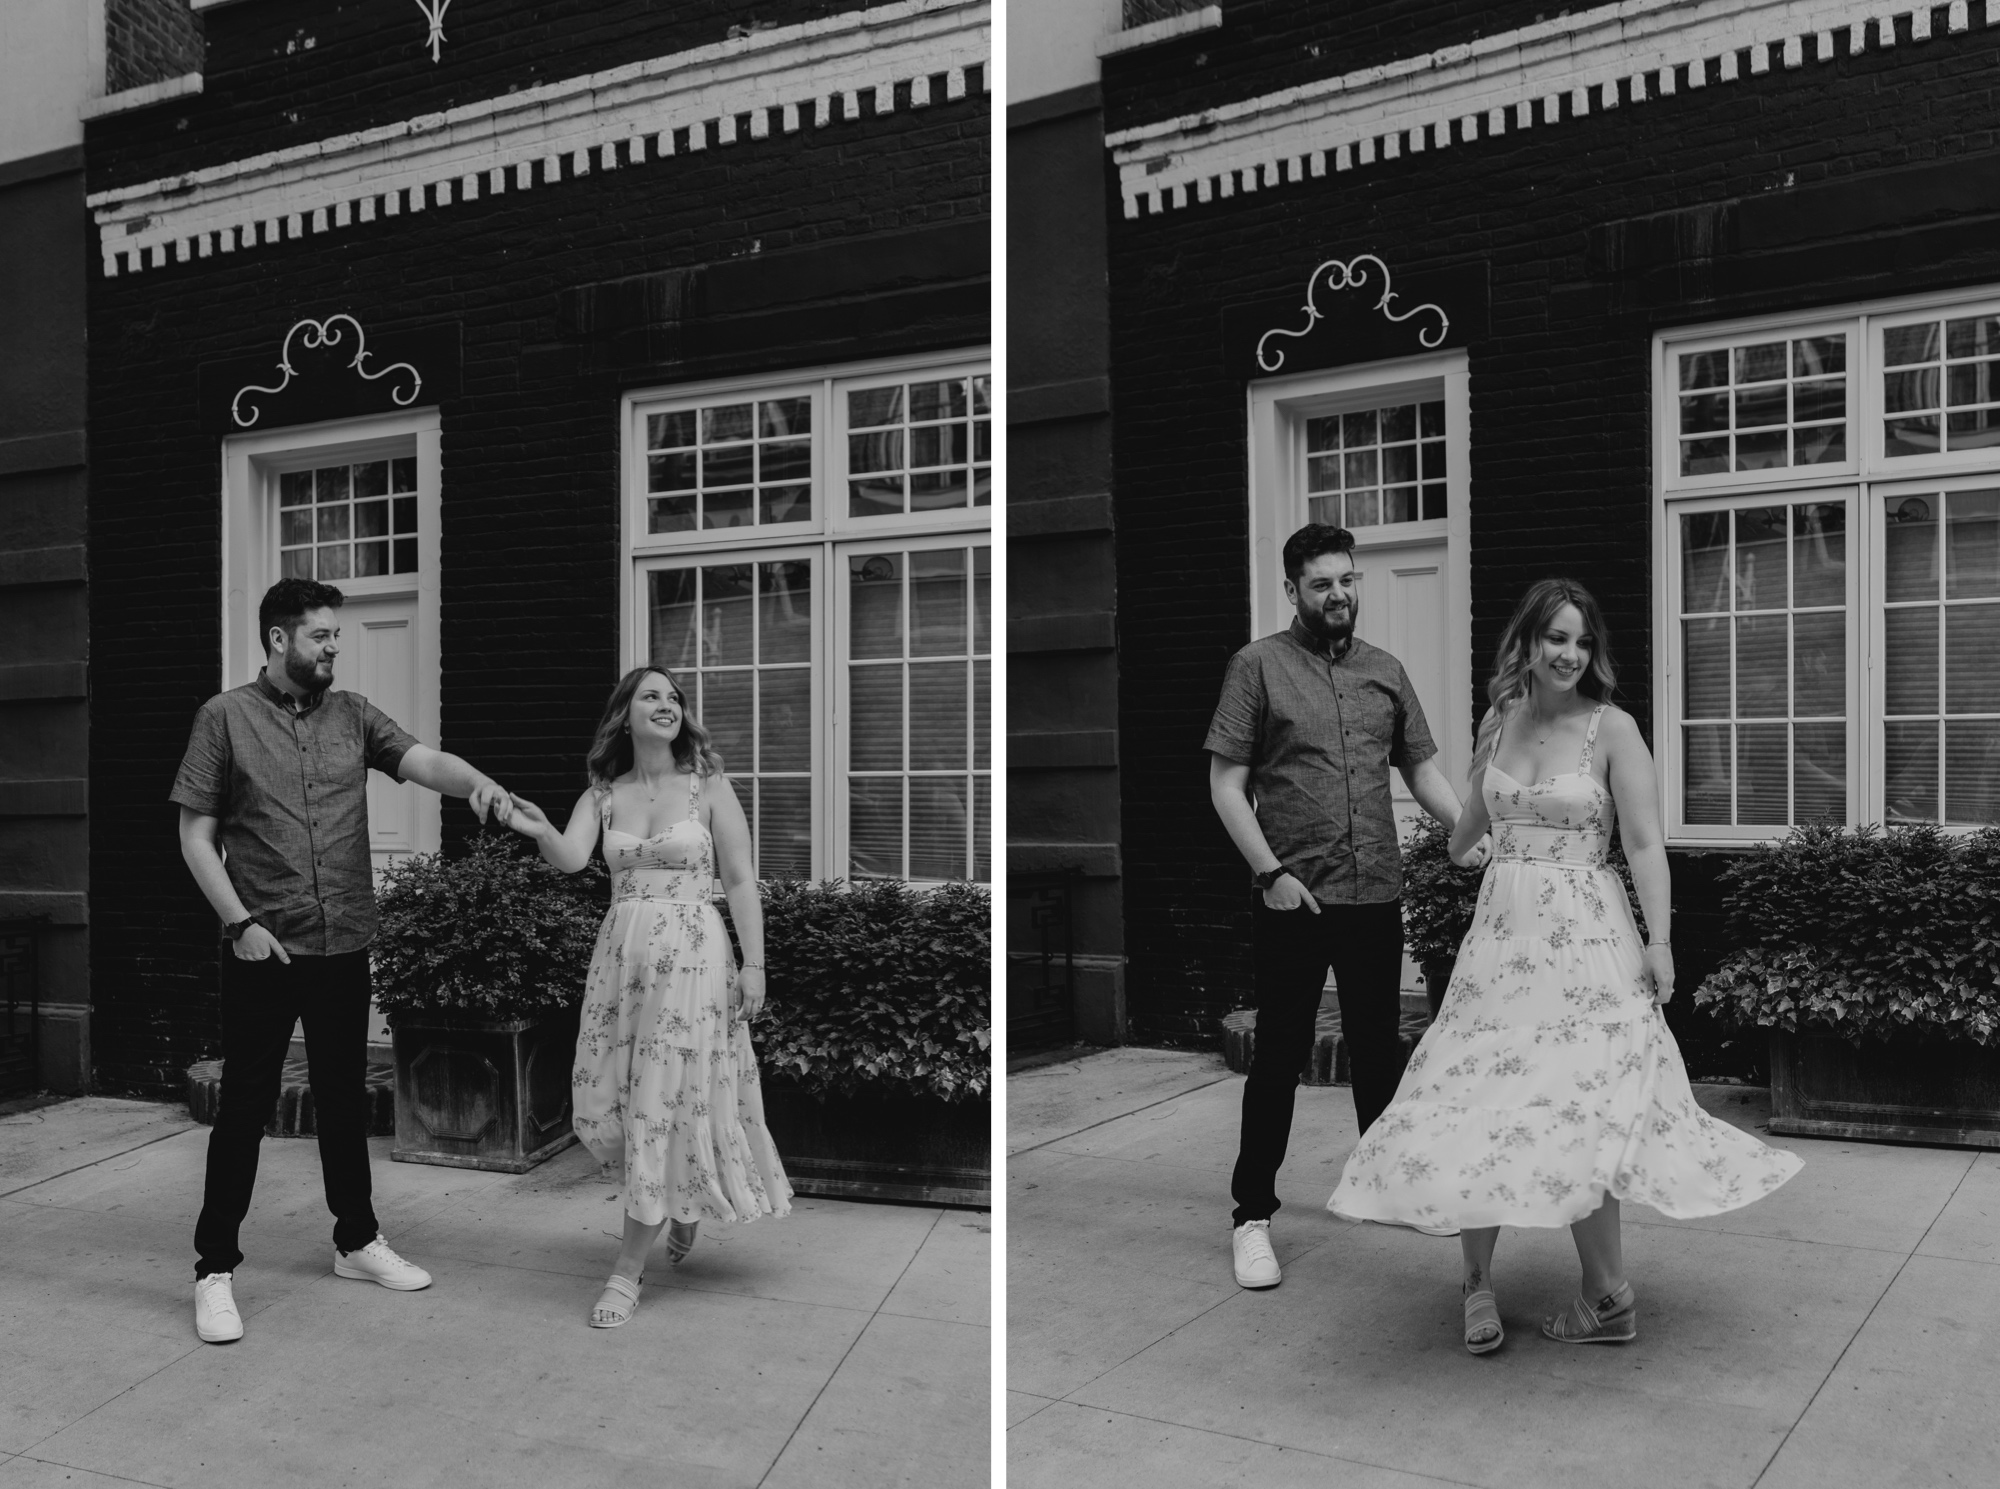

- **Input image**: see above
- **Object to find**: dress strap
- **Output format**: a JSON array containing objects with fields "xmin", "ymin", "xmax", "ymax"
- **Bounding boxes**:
[
  {"xmin": 1577, "ymin": 704, "xmax": 1609, "ymax": 778},
  {"xmin": 687, "ymin": 767, "xmax": 701, "ymax": 821}
]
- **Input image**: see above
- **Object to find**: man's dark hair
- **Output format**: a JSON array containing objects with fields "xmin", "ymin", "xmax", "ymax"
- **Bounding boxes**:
[
  {"xmin": 1281, "ymin": 523, "xmax": 1356, "ymax": 584},
  {"xmin": 259, "ymin": 578, "xmax": 345, "ymax": 653}
]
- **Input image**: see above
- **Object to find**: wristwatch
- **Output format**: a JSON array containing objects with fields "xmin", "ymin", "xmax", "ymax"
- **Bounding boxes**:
[
  {"xmin": 1252, "ymin": 865, "xmax": 1290, "ymax": 892},
  {"xmin": 223, "ymin": 917, "xmax": 261, "ymax": 942}
]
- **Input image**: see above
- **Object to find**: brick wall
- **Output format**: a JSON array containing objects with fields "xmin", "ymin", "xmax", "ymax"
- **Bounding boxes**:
[
  {"xmin": 105, "ymin": 0, "xmax": 203, "ymax": 94},
  {"xmin": 1099, "ymin": 5, "xmax": 2000, "ymax": 1058},
  {"xmin": 85, "ymin": 0, "xmax": 988, "ymax": 1095}
]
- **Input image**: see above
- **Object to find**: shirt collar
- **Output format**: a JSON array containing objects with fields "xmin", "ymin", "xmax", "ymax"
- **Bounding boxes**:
[
  {"xmin": 255, "ymin": 667, "xmax": 325, "ymax": 715},
  {"xmin": 1288, "ymin": 615, "xmax": 1354, "ymax": 663}
]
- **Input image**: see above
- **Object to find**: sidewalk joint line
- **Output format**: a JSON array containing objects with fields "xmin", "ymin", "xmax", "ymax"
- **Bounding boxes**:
[
  {"xmin": 1748, "ymin": 1151, "xmax": 1979, "ymax": 1489},
  {"xmin": 7, "ymin": 1454, "xmax": 178, "ymax": 1489},
  {"xmin": 752, "ymin": 1206, "xmax": 952, "ymax": 1488},
  {"xmin": 1009, "ymin": 1074, "xmax": 1237, "ymax": 1157},
  {"xmin": 0, "ymin": 1120, "xmax": 202, "ymax": 1201}
]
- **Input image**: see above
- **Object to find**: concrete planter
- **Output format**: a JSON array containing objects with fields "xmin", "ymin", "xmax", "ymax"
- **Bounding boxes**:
[
  {"xmin": 1768, "ymin": 1027, "xmax": 2000, "ymax": 1149},
  {"xmin": 390, "ymin": 1006, "xmax": 580, "ymax": 1173},
  {"xmin": 759, "ymin": 1077, "xmax": 989, "ymax": 1207},
  {"xmin": 1419, "ymin": 955, "xmax": 1456, "ymax": 1019}
]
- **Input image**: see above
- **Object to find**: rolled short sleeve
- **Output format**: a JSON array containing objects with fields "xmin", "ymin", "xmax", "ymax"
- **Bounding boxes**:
[
  {"xmin": 1204, "ymin": 649, "xmax": 1266, "ymax": 764},
  {"xmin": 360, "ymin": 697, "xmax": 420, "ymax": 778},
  {"xmin": 1388, "ymin": 660, "xmax": 1438, "ymax": 770},
  {"xmin": 168, "ymin": 701, "xmax": 230, "ymax": 816}
]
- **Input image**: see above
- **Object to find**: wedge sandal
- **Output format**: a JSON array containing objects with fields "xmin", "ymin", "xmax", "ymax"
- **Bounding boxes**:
[{"xmin": 1541, "ymin": 1281, "xmax": 1636, "ymax": 1344}]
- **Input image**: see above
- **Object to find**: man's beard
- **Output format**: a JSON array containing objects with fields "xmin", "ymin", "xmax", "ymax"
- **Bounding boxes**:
[
  {"xmin": 1300, "ymin": 601, "xmax": 1354, "ymax": 645},
  {"xmin": 282, "ymin": 645, "xmax": 332, "ymax": 691}
]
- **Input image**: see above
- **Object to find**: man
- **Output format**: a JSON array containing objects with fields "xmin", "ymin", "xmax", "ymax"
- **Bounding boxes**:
[
  {"xmin": 171, "ymin": 577, "xmax": 512, "ymax": 1343},
  {"xmin": 1205, "ymin": 524, "xmax": 1488, "ymax": 1290}
]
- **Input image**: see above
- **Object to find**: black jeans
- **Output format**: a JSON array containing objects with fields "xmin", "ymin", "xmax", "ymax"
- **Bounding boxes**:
[
  {"xmin": 194, "ymin": 949, "xmax": 381, "ymax": 1278},
  {"xmin": 1231, "ymin": 897, "xmax": 1407, "ymax": 1227}
]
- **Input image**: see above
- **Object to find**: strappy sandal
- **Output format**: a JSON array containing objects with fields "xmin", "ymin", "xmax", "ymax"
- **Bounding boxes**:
[
  {"xmin": 666, "ymin": 1220, "xmax": 698, "ymax": 1266},
  {"xmin": 589, "ymin": 1273, "xmax": 643, "ymax": 1328},
  {"xmin": 1541, "ymin": 1281, "xmax": 1636, "ymax": 1344},
  {"xmin": 1462, "ymin": 1285, "xmax": 1504, "ymax": 1356}
]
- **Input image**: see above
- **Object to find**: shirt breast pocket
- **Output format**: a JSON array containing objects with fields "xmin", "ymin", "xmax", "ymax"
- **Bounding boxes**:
[{"xmin": 1351, "ymin": 686, "xmax": 1398, "ymax": 757}]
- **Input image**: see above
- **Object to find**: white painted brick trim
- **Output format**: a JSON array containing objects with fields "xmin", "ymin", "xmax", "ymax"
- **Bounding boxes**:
[
  {"xmin": 79, "ymin": 72, "xmax": 202, "ymax": 121},
  {"xmin": 1109, "ymin": 0, "xmax": 1987, "ymax": 220},
  {"xmin": 89, "ymin": 0, "xmax": 988, "ymax": 277},
  {"xmin": 1096, "ymin": 5, "xmax": 1224, "ymax": 58}
]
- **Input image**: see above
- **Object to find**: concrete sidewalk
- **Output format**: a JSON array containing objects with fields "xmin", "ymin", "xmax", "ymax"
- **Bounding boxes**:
[
  {"xmin": 0, "ymin": 1097, "xmax": 988, "ymax": 1488},
  {"xmin": 1008, "ymin": 1048, "xmax": 2000, "ymax": 1489}
]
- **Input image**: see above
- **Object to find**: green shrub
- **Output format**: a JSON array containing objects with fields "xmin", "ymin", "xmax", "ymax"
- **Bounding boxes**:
[
  {"xmin": 373, "ymin": 831, "xmax": 608, "ymax": 1021},
  {"xmin": 1400, "ymin": 814, "xmax": 1641, "ymax": 962},
  {"xmin": 754, "ymin": 878, "xmax": 991, "ymax": 1103},
  {"xmin": 1693, "ymin": 823, "xmax": 2000, "ymax": 1045}
]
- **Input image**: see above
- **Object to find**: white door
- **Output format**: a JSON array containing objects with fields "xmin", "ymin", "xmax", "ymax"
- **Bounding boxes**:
[
  {"xmin": 332, "ymin": 592, "xmax": 435, "ymax": 881},
  {"xmin": 1356, "ymin": 537, "xmax": 1450, "ymax": 823}
]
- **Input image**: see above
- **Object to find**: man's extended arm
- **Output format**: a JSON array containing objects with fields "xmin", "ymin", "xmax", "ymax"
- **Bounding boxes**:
[
  {"xmin": 396, "ymin": 743, "xmax": 508, "ymax": 823},
  {"xmin": 1399, "ymin": 754, "xmax": 1462, "ymax": 831}
]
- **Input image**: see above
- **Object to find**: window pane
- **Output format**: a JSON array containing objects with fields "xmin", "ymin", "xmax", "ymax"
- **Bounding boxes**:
[
  {"xmin": 1885, "ymin": 414, "xmax": 1941, "ymax": 457},
  {"xmin": 1884, "ymin": 606, "xmax": 1940, "ymax": 715},
  {"xmin": 393, "ymin": 538, "xmax": 418, "ymax": 573},
  {"xmin": 1342, "ymin": 410, "xmax": 1377, "ymax": 446},
  {"xmin": 700, "ymin": 565, "xmax": 753, "ymax": 665},
  {"xmin": 1345, "ymin": 490, "xmax": 1380, "ymax": 528},
  {"xmin": 849, "ymin": 666, "xmax": 903, "ymax": 770},
  {"xmin": 1684, "ymin": 723, "xmax": 1732, "ymax": 824},
  {"xmin": 758, "ymin": 669, "xmax": 811, "ymax": 772},
  {"xmin": 1343, "ymin": 450, "xmax": 1378, "ymax": 488},
  {"xmin": 1682, "ymin": 438, "xmax": 1729, "ymax": 477},
  {"xmin": 391, "ymin": 457, "xmax": 417, "ymax": 492},
  {"xmin": 909, "ymin": 663, "xmax": 967, "ymax": 769},
  {"xmin": 355, "ymin": 541, "xmax": 388, "ymax": 577},
  {"xmin": 1947, "ymin": 317, "xmax": 2000, "ymax": 359},
  {"xmin": 1737, "ymin": 724, "xmax": 1789, "ymax": 824},
  {"xmin": 974, "ymin": 776, "xmax": 990, "ymax": 882},
  {"xmin": 910, "ymin": 777, "xmax": 968, "ymax": 881},
  {"xmin": 649, "ymin": 495, "xmax": 696, "ymax": 534},
  {"xmin": 1793, "ymin": 611, "xmax": 1844, "ymax": 717},
  {"xmin": 850, "ymin": 477, "xmax": 904, "ymax": 518},
  {"xmin": 756, "ymin": 778, "xmax": 812, "ymax": 878},
  {"xmin": 911, "ymin": 470, "xmax": 970, "ymax": 511},
  {"xmin": 1680, "ymin": 393, "xmax": 1729, "ymax": 434},
  {"xmin": 1383, "ymin": 487, "xmax": 1419, "ymax": 523},
  {"xmin": 1886, "ymin": 720, "xmax": 1940, "ymax": 822},
  {"xmin": 1945, "ymin": 606, "xmax": 2000, "ymax": 714},
  {"xmin": 703, "ymin": 487, "xmax": 753, "ymax": 530},
  {"xmin": 703, "ymin": 444, "xmax": 754, "ymax": 490},
  {"xmin": 973, "ymin": 549, "xmax": 990, "ymax": 656},
  {"xmin": 648, "ymin": 410, "xmax": 696, "ymax": 448},
  {"xmin": 1735, "ymin": 385, "xmax": 1787, "ymax": 429},
  {"xmin": 703, "ymin": 404, "xmax": 752, "ymax": 443},
  {"xmin": 1382, "ymin": 445, "xmax": 1417, "ymax": 485},
  {"xmin": 1795, "ymin": 336, "xmax": 1846, "ymax": 376},
  {"xmin": 1684, "ymin": 619, "xmax": 1731, "ymax": 718},
  {"xmin": 1946, "ymin": 489, "xmax": 2000, "ymax": 600},
  {"xmin": 850, "ymin": 430, "xmax": 904, "ymax": 476},
  {"xmin": 1420, "ymin": 440, "xmax": 1447, "ymax": 479},
  {"xmin": 1793, "ymin": 502, "xmax": 1846, "ymax": 607},
  {"xmin": 973, "ymin": 658, "xmax": 990, "ymax": 769},
  {"xmin": 760, "ymin": 397, "xmax": 811, "ymax": 438},
  {"xmin": 1884, "ymin": 323, "xmax": 1940, "ymax": 367},
  {"xmin": 849, "ymin": 386, "xmax": 903, "ymax": 428},
  {"xmin": 649, "ymin": 569, "xmax": 699, "ymax": 671},
  {"xmin": 758, "ymin": 561, "xmax": 812, "ymax": 665},
  {"xmin": 1945, "ymin": 721, "xmax": 2000, "ymax": 825},
  {"xmin": 354, "ymin": 500, "xmax": 389, "ymax": 539},
  {"xmin": 1794, "ymin": 722, "xmax": 1844, "ymax": 822},
  {"xmin": 649, "ymin": 452, "xmax": 697, "ymax": 491},
  {"xmin": 1735, "ymin": 615, "xmax": 1787, "ymax": 718},
  {"xmin": 1422, "ymin": 484, "xmax": 1447, "ymax": 521},
  {"xmin": 849, "ymin": 778, "xmax": 902, "ymax": 878},
  {"xmin": 354, "ymin": 461, "xmax": 389, "ymax": 498},
  {"xmin": 317, "ymin": 505, "xmax": 350, "ymax": 542},
  {"xmin": 760, "ymin": 440, "xmax": 811, "ymax": 484},
  {"xmin": 1682, "ymin": 512, "xmax": 1729, "ymax": 612},
  {"xmin": 280, "ymin": 470, "xmax": 313, "ymax": 506},
  {"xmin": 316, "ymin": 466, "xmax": 350, "ymax": 502},
  {"xmin": 1885, "ymin": 495, "xmax": 1939, "ymax": 602},
  {"xmin": 1380, "ymin": 403, "xmax": 1415, "ymax": 441},
  {"xmin": 1735, "ymin": 430, "xmax": 1788, "ymax": 471},
  {"xmin": 318, "ymin": 545, "xmax": 350, "ymax": 580},
  {"xmin": 701, "ymin": 670, "xmax": 753, "ymax": 772},
  {"xmin": 1884, "ymin": 368, "xmax": 1939, "ymax": 414},
  {"xmin": 281, "ymin": 548, "xmax": 313, "ymax": 579},
  {"xmin": 849, "ymin": 554, "xmax": 902, "ymax": 659},
  {"xmin": 1948, "ymin": 409, "xmax": 2000, "ymax": 452},
  {"xmin": 911, "ymin": 550, "xmax": 967, "ymax": 656},
  {"xmin": 281, "ymin": 509, "xmax": 312, "ymax": 546},
  {"xmin": 1794, "ymin": 425, "xmax": 1847, "ymax": 466},
  {"xmin": 1306, "ymin": 416, "xmax": 1339, "ymax": 452},
  {"xmin": 1419, "ymin": 400, "xmax": 1445, "ymax": 436},
  {"xmin": 393, "ymin": 496, "xmax": 418, "ymax": 534},
  {"xmin": 1735, "ymin": 342, "xmax": 1787, "ymax": 383},
  {"xmin": 1734, "ymin": 508, "xmax": 1787, "ymax": 610},
  {"xmin": 909, "ymin": 379, "xmax": 966, "ymax": 421},
  {"xmin": 1679, "ymin": 350, "xmax": 1728, "ymax": 389},
  {"xmin": 760, "ymin": 484, "xmax": 811, "ymax": 525}
]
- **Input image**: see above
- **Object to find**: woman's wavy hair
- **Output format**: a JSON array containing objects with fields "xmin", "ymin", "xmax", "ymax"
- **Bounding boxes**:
[
  {"xmin": 585, "ymin": 664, "xmax": 724, "ymax": 787},
  {"xmin": 1486, "ymin": 578, "xmax": 1618, "ymax": 715}
]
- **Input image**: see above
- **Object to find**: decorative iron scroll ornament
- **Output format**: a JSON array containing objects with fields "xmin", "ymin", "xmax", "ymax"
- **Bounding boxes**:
[
  {"xmin": 231, "ymin": 315, "xmax": 423, "ymax": 429},
  {"xmin": 415, "ymin": 0, "xmax": 451, "ymax": 64},
  {"xmin": 1255, "ymin": 255, "xmax": 1450, "ymax": 374}
]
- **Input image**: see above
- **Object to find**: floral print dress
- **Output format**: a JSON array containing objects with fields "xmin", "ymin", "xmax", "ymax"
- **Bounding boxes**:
[
  {"xmin": 571, "ymin": 770, "xmax": 792, "ymax": 1228},
  {"xmin": 1329, "ymin": 705, "xmax": 1801, "ymax": 1230}
]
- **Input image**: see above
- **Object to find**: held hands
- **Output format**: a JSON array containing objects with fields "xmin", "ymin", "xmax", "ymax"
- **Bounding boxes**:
[
  {"xmin": 1262, "ymin": 873, "xmax": 1320, "ymax": 914},
  {"xmin": 232, "ymin": 923, "xmax": 291, "ymax": 964},
  {"xmin": 1640, "ymin": 943, "xmax": 1675, "ymax": 1007},
  {"xmin": 731, "ymin": 965, "xmax": 767, "ymax": 1023},
  {"xmin": 1451, "ymin": 833, "xmax": 1494, "ymax": 870},
  {"xmin": 502, "ymin": 792, "xmax": 551, "ymax": 839},
  {"xmin": 467, "ymin": 778, "xmax": 511, "ymax": 825}
]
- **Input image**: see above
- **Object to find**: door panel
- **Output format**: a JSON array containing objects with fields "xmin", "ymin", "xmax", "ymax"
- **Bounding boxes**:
[
  {"xmin": 1357, "ymin": 539, "xmax": 1448, "ymax": 808},
  {"xmin": 332, "ymin": 593, "xmax": 425, "ymax": 879}
]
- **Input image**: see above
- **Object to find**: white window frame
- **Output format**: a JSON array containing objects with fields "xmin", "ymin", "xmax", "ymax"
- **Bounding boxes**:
[
  {"xmin": 1655, "ymin": 284, "xmax": 2000, "ymax": 845},
  {"xmin": 1246, "ymin": 349, "xmax": 1474, "ymax": 787},
  {"xmin": 619, "ymin": 350, "xmax": 992, "ymax": 883}
]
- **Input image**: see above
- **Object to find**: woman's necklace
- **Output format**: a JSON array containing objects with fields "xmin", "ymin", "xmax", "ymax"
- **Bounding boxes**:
[{"xmin": 635, "ymin": 767, "xmax": 672, "ymax": 802}]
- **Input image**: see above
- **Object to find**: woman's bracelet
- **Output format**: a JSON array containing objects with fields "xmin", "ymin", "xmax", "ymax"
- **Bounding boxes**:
[
  {"xmin": 739, "ymin": 962, "xmax": 764, "ymax": 971},
  {"xmin": 1647, "ymin": 939, "xmax": 1670, "ymax": 949}
]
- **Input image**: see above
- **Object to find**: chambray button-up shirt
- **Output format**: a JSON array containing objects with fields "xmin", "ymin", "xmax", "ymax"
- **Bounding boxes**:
[
  {"xmin": 170, "ymin": 671, "xmax": 418, "ymax": 955},
  {"xmin": 1205, "ymin": 619, "xmax": 1437, "ymax": 905}
]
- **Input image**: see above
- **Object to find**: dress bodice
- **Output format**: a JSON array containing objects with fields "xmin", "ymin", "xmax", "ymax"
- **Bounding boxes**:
[
  {"xmin": 1483, "ymin": 704, "xmax": 1614, "ymax": 867},
  {"xmin": 600, "ymin": 771, "xmax": 714, "ymax": 905}
]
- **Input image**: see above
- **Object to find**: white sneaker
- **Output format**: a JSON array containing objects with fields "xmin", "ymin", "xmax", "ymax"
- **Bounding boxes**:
[
  {"xmin": 1232, "ymin": 1220, "xmax": 1282, "ymax": 1289},
  {"xmin": 195, "ymin": 1272, "xmax": 244, "ymax": 1343},
  {"xmin": 333, "ymin": 1234, "xmax": 433, "ymax": 1291}
]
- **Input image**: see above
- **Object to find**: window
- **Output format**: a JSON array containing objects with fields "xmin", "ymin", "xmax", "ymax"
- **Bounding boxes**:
[
  {"xmin": 625, "ymin": 354, "xmax": 991, "ymax": 883},
  {"xmin": 1657, "ymin": 291, "xmax": 2000, "ymax": 840},
  {"xmin": 1304, "ymin": 399, "xmax": 1447, "ymax": 529},
  {"xmin": 278, "ymin": 456, "xmax": 421, "ymax": 579}
]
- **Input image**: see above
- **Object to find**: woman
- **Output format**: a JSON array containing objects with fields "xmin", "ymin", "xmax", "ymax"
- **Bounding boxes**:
[
  {"xmin": 504, "ymin": 665, "xmax": 791, "ymax": 1327},
  {"xmin": 1329, "ymin": 580, "xmax": 1800, "ymax": 1355}
]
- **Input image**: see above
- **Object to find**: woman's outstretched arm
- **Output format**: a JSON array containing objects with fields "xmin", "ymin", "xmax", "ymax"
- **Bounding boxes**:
[
  {"xmin": 505, "ymin": 786, "xmax": 602, "ymax": 874},
  {"xmin": 1449, "ymin": 709, "xmax": 1501, "ymax": 865},
  {"xmin": 1602, "ymin": 710, "xmax": 1674, "ymax": 1005},
  {"xmin": 708, "ymin": 774, "xmax": 767, "ymax": 1021}
]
